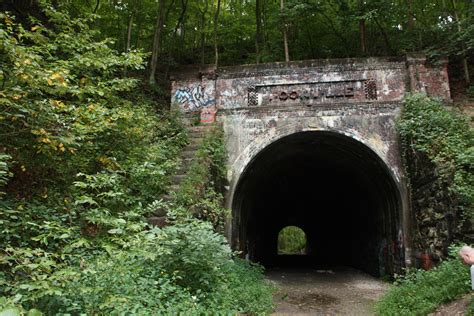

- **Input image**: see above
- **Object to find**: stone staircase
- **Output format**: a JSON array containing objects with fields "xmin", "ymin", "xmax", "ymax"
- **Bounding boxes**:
[{"xmin": 147, "ymin": 124, "xmax": 215, "ymax": 227}]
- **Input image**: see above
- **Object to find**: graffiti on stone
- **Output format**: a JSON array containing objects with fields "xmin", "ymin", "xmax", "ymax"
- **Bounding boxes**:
[{"xmin": 173, "ymin": 84, "xmax": 215, "ymax": 111}]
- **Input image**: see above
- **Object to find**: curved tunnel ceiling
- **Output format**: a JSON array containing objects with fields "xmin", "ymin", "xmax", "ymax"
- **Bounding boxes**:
[{"xmin": 232, "ymin": 131, "xmax": 404, "ymax": 277}]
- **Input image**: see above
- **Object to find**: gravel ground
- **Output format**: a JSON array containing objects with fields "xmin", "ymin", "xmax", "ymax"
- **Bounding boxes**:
[
  {"xmin": 266, "ymin": 266, "xmax": 389, "ymax": 315},
  {"xmin": 429, "ymin": 294, "xmax": 473, "ymax": 316}
]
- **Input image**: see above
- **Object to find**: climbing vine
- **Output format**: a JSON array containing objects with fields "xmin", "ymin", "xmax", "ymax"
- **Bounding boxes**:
[{"xmin": 397, "ymin": 94, "xmax": 473, "ymax": 258}]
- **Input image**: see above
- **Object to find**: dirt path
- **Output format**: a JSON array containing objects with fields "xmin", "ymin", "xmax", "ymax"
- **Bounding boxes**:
[
  {"xmin": 267, "ymin": 266, "xmax": 389, "ymax": 315},
  {"xmin": 429, "ymin": 294, "xmax": 472, "ymax": 316}
]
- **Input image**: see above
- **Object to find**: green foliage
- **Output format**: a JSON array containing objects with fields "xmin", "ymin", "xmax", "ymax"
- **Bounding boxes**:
[
  {"xmin": 2, "ymin": 221, "xmax": 273, "ymax": 314},
  {"xmin": 278, "ymin": 226, "xmax": 307, "ymax": 255},
  {"xmin": 0, "ymin": 7, "xmax": 172, "ymax": 198},
  {"xmin": 29, "ymin": 0, "xmax": 471, "ymax": 67},
  {"xmin": 397, "ymin": 94, "xmax": 473, "ymax": 242},
  {"xmin": 0, "ymin": 299, "xmax": 41, "ymax": 316},
  {"xmin": 468, "ymin": 296, "xmax": 474, "ymax": 316},
  {"xmin": 0, "ymin": 5, "xmax": 273, "ymax": 314},
  {"xmin": 175, "ymin": 126, "xmax": 228, "ymax": 231},
  {"xmin": 0, "ymin": 154, "xmax": 12, "ymax": 197},
  {"xmin": 428, "ymin": 3, "xmax": 474, "ymax": 63},
  {"xmin": 375, "ymin": 247, "xmax": 471, "ymax": 316},
  {"xmin": 468, "ymin": 86, "xmax": 474, "ymax": 100}
]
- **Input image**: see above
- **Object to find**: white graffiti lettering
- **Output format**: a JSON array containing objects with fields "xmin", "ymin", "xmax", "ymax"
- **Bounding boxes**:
[{"xmin": 174, "ymin": 85, "xmax": 215, "ymax": 111}]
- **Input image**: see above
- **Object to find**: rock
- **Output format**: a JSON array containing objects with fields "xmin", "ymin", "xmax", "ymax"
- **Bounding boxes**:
[{"xmin": 147, "ymin": 216, "xmax": 168, "ymax": 228}]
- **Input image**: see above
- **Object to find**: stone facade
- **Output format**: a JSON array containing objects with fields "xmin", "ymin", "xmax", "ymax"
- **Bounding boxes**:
[
  {"xmin": 171, "ymin": 56, "xmax": 450, "ymax": 114},
  {"xmin": 170, "ymin": 55, "xmax": 451, "ymax": 271}
]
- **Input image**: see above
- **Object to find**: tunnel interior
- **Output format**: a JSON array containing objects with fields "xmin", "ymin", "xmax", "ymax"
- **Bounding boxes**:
[{"xmin": 232, "ymin": 131, "xmax": 404, "ymax": 277}]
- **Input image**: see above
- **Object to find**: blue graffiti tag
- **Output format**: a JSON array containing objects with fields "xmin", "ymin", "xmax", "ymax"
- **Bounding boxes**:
[{"xmin": 174, "ymin": 85, "xmax": 215, "ymax": 111}]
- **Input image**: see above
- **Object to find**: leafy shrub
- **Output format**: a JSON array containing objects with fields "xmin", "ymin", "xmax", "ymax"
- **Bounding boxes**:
[
  {"xmin": 468, "ymin": 85, "xmax": 474, "ymax": 101},
  {"xmin": 6, "ymin": 220, "xmax": 274, "ymax": 315},
  {"xmin": 175, "ymin": 126, "xmax": 228, "ymax": 231},
  {"xmin": 468, "ymin": 296, "xmax": 474, "ymax": 316},
  {"xmin": 0, "ymin": 5, "xmax": 273, "ymax": 315},
  {"xmin": 398, "ymin": 94, "xmax": 473, "ymax": 212},
  {"xmin": 397, "ymin": 94, "xmax": 473, "ymax": 254},
  {"xmin": 0, "ymin": 154, "xmax": 12, "ymax": 197},
  {"xmin": 375, "ymin": 247, "xmax": 471, "ymax": 316}
]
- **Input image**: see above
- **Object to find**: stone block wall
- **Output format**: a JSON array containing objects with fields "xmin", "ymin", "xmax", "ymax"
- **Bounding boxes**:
[
  {"xmin": 169, "ymin": 55, "xmax": 452, "ymax": 271},
  {"xmin": 171, "ymin": 55, "xmax": 451, "ymax": 116}
]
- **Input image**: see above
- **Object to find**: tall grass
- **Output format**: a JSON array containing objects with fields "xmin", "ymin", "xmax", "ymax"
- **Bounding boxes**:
[{"xmin": 375, "ymin": 249, "xmax": 471, "ymax": 316}]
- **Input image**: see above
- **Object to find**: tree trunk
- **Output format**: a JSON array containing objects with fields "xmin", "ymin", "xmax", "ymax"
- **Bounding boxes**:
[
  {"xmin": 374, "ymin": 17, "xmax": 393, "ymax": 55},
  {"xmin": 452, "ymin": 0, "xmax": 470, "ymax": 85},
  {"xmin": 318, "ymin": 10, "xmax": 349, "ymax": 52},
  {"xmin": 358, "ymin": 0, "xmax": 366, "ymax": 55},
  {"xmin": 134, "ymin": 0, "xmax": 143, "ymax": 49},
  {"xmin": 173, "ymin": 0, "xmax": 188, "ymax": 37},
  {"xmin": 359, "ymin": 19, "xmax": 366, "ymax": 55},
  {"xmin": 93, "ymin": 0, "xmax": 100, "ymax": 13},
  {"xmin": 199, "ymin": 0, "xmax": 209, "ymax": 66},
  {"xmin": 407, "ymin": 0, "xmax": 414, "ymax": 31},
  {"xmin": 135, "ymin": 22, "xmax": 141, "ymax": 49},
  {"xmin": 123, "ymin": 12, "xmax": 133, "ymax": 76},
  {"xmin": 125, "ymin": 13, "xmax": 133, "ymax": 53},
  {"xmin": 281, "ymin": 0, "xmax": 289, "ymax": 62},
  {"xmin": 172, "ymin": 0, "xmax": 188, "ymax": 62},
  {"xmin": 256, "ymin": 0, "xmax": 263, "ymax": 63},
  {"xmin": 149, "ymin": 0, "xmax": 166, "ymax": 86},
  {"xmin": 213, "ymin": 0, "xmax": 221, "ymax": 68}
]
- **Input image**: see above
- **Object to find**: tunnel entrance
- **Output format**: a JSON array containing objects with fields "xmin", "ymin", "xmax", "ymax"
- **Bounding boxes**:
[{"xmin": 232, "ymin": 131, "xmax": 404, "ymax": 277}]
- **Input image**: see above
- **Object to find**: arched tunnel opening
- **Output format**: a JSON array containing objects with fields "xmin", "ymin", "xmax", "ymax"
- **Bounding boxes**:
[{"xmin": 232, "ymin": 131, "xmax": 404, "ymax": 277}]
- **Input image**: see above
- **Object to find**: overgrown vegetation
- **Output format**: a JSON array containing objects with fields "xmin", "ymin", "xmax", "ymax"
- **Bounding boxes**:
[
  {"xmin": 2, "ymin": 0, "xmax": 472, "ymax": 86},
  {"xmin": 375, "ymin": 247, "xmax": 471, "ymax": 316},
  {"xmin": 175, "ymin": 126, "xmax": 228, "ymax": 232},
  {"xmin": 375, "ymin": 95, "xmax": 473, "ymax": 315},
  {"xmin": 278, "ymin": 226, "xmax": 307, "ymax": 255},
  {"xmin": 397, "ymin": 94, "xmax": 473, "ymax": 257},
  {"xmin": 1, "ymin": 219, "xmax": 274, "ymax": 314},
  {"xmin": 0, "ymin": 5, "xmax": 274, "ymax": 314},
  {"xmin": 469, "ymin": 298, "xmax": 474, "ymax": 316}
]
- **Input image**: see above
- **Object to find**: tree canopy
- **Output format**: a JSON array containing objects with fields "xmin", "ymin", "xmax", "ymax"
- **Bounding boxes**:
[{"xmin": 3, "ymin": 0, "xmax": 473, "ymax": 79}]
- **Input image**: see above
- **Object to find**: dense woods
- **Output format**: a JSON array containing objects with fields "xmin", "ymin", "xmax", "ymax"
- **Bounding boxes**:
[
  {"xmin": 2, "ymin": 0, "xmax": 473, "ymax": 84},
  {"xmin": 0, "ymin": 0, "xmax": 473, "ymax": 314},
  {"xmin": 0, "ymin": 2, "xmax": 274, "ymax": 314}
]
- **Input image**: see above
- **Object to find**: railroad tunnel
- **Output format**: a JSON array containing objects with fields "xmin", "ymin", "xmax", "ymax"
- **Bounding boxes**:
[{"xmin": 231, "ymin": 131, "xmax": 404, "ymax": 277}]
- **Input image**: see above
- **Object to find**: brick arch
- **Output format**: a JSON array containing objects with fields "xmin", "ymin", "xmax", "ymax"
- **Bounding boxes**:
[
  {"xmin": 226, "ymin": 128, "xmax": 411, "ymax": 276},
  {"xmin": 227, "ymin": 123, "xmax": 401, "ymax": 210}
]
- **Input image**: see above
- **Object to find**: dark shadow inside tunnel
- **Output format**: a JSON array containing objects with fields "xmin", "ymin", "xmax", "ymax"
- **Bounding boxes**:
[{"xmin": 232, "ymin": 131, "xmax": 404, "ymax": 277}]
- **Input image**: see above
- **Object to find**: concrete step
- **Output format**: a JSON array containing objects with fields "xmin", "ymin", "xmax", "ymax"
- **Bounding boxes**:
[
  {"xmin": 188, "ymin": 125, "xmax": 214, "ymax": 132},
  {"xmin": 188, "ymin": 134, "xmax": 204, "ymax": 145},
  {"xmin": 181, "ymin": 157, "xmax": 193, "ymax": 167},
  {"xmin": 169, "ymin": 184, "xmax": 180, "ymax": 192},
  {"xmin": 187, "ymin": 126, "xmax": 214, "ymax": 137},
  {"xmin": 175, "ymin": 163, "xmax": 189, "ymax": 174},
  {"xmin": 184, "ymin": 144, "xmax": 199, "ymax": 152},
  {"xmin": 188, "ymin": 132, "xmax": 207, "ymax": 140},
  {"xmin": 181, "ymin": 150, "xmax": 196, "ymax": 159},
  {"xmin": 161, "ymin": 194, "xmax": 173, "ymax": 202},
  {"xmin": 171, "ymin": 174, "xmax": 186, "ymax": 184}
]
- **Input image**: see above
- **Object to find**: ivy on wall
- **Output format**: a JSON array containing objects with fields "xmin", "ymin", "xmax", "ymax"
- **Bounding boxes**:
[{"xmin": 397, "ymin": 94, "xmax": 473, "ymax": 257}]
